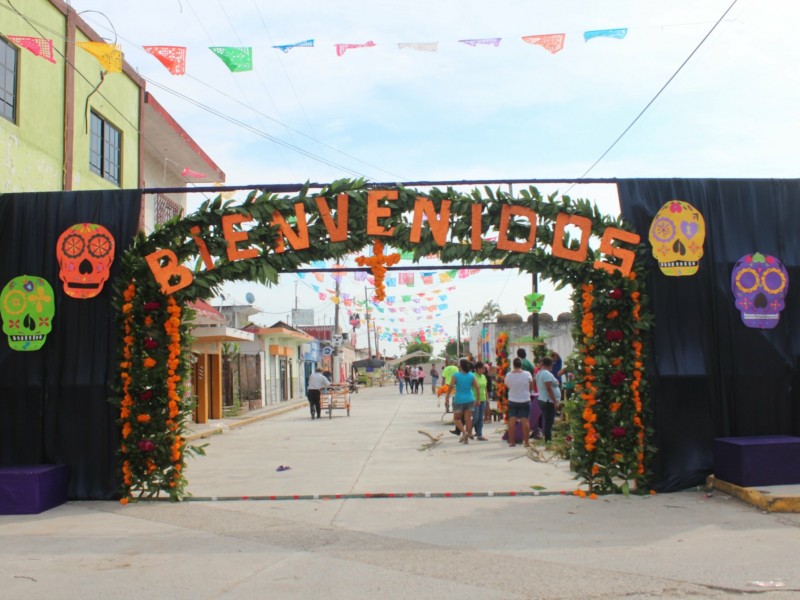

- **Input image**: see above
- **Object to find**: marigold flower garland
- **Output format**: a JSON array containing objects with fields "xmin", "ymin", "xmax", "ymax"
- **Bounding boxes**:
[
  {"xmin": 117, "ymin": 278, "xmax": 195, "ymax": 503},
  {"xmin": 355, "ymin": 240, "xmax": 400, "ymax": 301},
  {"xmin": 569, "ymin": 271, "xmax": 654, "ymax": 495},
  {"xmin": 494, "ymin": 332, "xmax": 510, "ymax": 418}
]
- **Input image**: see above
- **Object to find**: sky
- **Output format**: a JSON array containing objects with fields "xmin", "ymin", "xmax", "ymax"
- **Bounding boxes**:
[{"xmin": 63, "ymin": 0, "xmax": 800, "ymax": 355}]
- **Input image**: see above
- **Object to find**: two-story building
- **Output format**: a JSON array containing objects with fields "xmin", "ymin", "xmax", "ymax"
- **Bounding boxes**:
[{"xmin": 1, "ymin": 0, "xmax": 224, "ymax": 225}]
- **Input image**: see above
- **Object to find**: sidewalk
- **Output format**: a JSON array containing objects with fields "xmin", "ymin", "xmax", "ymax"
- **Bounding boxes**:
[{"xmin": 186, "ymin": 397, "xmax": 308, "ymax": 441}]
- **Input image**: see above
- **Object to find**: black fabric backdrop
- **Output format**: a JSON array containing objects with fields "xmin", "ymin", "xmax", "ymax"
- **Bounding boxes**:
[
  {"xmin": 617, "ymin": 179, "xmax": 800, "ymax": 492},
  {"xmin": 0, "ymin": 190, "xmax": 141, "ymax": 499}
]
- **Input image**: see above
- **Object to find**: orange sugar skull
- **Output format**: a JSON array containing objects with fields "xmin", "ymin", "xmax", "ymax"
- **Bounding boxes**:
[{"xmin": 56, "ymin": 223, "xmax": 115, "ymax": 299}]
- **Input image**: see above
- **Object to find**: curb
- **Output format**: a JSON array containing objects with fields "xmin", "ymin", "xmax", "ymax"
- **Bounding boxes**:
[
  {"xmin": 709, "ymin": 475, "xmax": 800, "ymax": 513},
  {"xmin": 185, "ymin": 400, "xmax": 306, "ymax": 442}
]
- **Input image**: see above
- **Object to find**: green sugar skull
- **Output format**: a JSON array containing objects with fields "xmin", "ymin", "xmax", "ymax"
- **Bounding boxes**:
[{"xmin": 1, "ymin": 275, "xmax": 56, "ymax": 351}]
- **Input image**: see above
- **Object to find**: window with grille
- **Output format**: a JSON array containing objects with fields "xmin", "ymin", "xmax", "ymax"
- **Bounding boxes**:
[
  {"xmin": 89, "ymin": 111, "xmax": 121, "ymax": 185},
  {"xmin": 0, "ymin": 37, "xmax": 18, "ymax": 123}
]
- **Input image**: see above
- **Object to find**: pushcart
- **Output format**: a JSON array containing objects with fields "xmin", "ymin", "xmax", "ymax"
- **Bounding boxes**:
[{"xmin": 320, "ymin": 384, "xmax": 351, "ymax": 418}]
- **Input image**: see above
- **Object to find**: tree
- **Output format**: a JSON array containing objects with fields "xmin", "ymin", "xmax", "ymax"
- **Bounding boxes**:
[
  {"xmin": 444, "ymin": 338, "xmax": 470, "ymax": 358},
  {"xmin": 403, "ymin": 341, "xmax": 433, "ymax": 365},
  {"xmin": 463, "ymin": 300, "xmax": 502, "ymax": 328}
]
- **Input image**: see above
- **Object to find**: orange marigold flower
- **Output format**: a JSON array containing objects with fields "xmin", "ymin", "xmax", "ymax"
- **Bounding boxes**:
[
  {"xmin": 136, "ymin": 414, "xmax": 151, "ymax": 423},
  {"xmin": 120, "ymin": 497, "xmax": 129, "ymax": 505},
  {"xmin": 606, "ymin": 310, "xmax": 619, "ymax": 319},
  {"xmin": 609, "ymin": 402, "xmax": 621, "ymax": 412},
  {"xmin": 143, "ymin": 357, "xmax": 157, "ymax": 369}
]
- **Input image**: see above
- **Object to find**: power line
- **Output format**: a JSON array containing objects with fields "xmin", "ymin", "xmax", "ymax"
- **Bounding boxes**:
[{"xmin": 573, "ymin": 0, "xmax": 741, "ymax": 182}]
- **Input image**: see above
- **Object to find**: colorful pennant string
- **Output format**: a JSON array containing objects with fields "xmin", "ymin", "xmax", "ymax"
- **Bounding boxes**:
[
  {"xmin": 272, "ymin": 39, "xmax": 314, "ymax": 53},
  {"xmin": 521, "ymin": 33, "xmax": 565, "ymax": 54},
  {"xmin": 7, "ymin": 36, "xmax": 56, "ymax": 63},
  {"xmin": 584, "ymin": 28, "xmax": 628, "ymax": 42},
  {"xmin": 335, "ymin": 40, "xmax": 376, "ymax": 57},
  {"xmin": 209, "ymin": 46, "xmax": 253, "ymax": 72},
  {"xmin": 143, "ymin": 46, "xmax": 187, "ymax": 75},
  {"xmin": 76, "ymin": 41, "xmax": 122, "ymax": 73}
]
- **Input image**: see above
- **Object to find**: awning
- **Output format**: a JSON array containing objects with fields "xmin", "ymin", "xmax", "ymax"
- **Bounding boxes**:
[
  {"xmin": 386, "ymin": 350, "xmax": 432, "ymax": 365},
  {"xmin": 191, "ymin": 326, "xmax": 254, "ymax": 343}
]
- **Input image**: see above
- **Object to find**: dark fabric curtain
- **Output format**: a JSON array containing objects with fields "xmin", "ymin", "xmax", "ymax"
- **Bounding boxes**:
[
  {"xmin": 617, "ymin": 179, "xmax": 800, "ymax": 492},
  {"xmin": 0, "ymin": 190, "xmax": 141, "ymax": 499}
]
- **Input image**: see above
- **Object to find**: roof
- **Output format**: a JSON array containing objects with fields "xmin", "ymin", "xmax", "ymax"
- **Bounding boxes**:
[
  {"xmin": 188, "ymin": 300, "xmax": 226, "ymax": 325},
  {"xmin": 244, "ymin": 320, "xmax": 314, "ymax": 341},
  {"xmin": 143, "ymin": 92, "xmax": 225, "ymax": 183}
]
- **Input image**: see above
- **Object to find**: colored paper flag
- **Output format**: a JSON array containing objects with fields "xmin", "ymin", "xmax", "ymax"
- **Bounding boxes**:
[
  {"xmin": 143, "ymin": 46, "xmax": 186, "ymax": 75},
  {"xmin": 521, "ymin": 33, "xmax": 565, "ymax": 54},
  {"xmin": 584, "ymin": 28, "xmax": 628, "ymax": 42},
  {"xmin": 76, "ymin": 42, "xmax": 122, "ymax": 73},
  {"xmin": 422, "ymin": 275, "xmax": 433, "ymax": 285},
  {"xmin": 272, "ymin": 39, "xmax": 314, "ymax": 53},
  {"xmin": 459, "ymin": 38, "xmax": 501, "ymax": 47},
  {"xmin": 181, "ymin": 167, "xmax": 207, "ymax": 179},
  {"xmin": 397, "ymin": 42, "xmax": 438, "ymax": 52},
  {"xmin": 334, "ymin": 40, "xmax": 376, "ymax": 57},
  {"xmin": 399, "ymin": 273, "xmax": 415, "ymax": 286},
  {"xmin": 209, "ymin": 47, "xmax": 253, "ymax": 72},
  {"xmin": 7, "ymin": 36, "xmax": 56, "ymax": 63},
  {"xmin": 439, "ymin": 272, "xmax": 452, "ymax": 283},
  {"xmin": 524, "ymin": 292, "xmax": 545, "ymax": 313}
]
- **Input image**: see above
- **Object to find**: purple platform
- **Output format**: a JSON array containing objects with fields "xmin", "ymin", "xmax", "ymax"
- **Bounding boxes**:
[
  {"xmin": 0, "ymin": 465, "xmax": 69, "ymax": 515},
  {"xmin": 713, "ymin": 436, "xmax": 800, "ymax": 488}
]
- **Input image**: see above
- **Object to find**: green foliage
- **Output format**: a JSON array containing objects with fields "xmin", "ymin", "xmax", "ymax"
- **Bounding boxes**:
[{"xmin": 403, "ymin": 341, "xmax": 433, "ymax": 364}]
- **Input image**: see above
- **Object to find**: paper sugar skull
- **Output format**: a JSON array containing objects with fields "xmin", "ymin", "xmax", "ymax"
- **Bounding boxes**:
[
  {"xmin": 1, "ymin": 276, "xmax": 55, "ymax": 351},
  {"xmin": 648, "ymin": 200, "xmax": 706, "ymax": 276},
  {"xmin": 56, "ymin": 223, "xmax": 115, "ymax": 299},
  {"xmin": 731, "ymin": 253, "xmax": 788, "ymax": 329}
]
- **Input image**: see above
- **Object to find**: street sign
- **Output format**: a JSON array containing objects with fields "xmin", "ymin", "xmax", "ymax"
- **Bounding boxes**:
[{"xmin": 322, "ymin": 346, "xmax": 333, "ymax": 356}]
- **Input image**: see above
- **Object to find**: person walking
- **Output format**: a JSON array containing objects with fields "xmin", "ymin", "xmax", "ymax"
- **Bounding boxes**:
[
  {"xmin": 505, "ymin": 357, "xmax": 533, "ymax": 447},
  {"xmin": 535, "ymin": 356, "xmax": 561, "ymax": 443},
  {"xmin": 429, "ymin": 364, "xmax": 439, "ymax": 394},
  {"xmin": 396, "ymin": 367, "xmax": 405, "ymax": 394},
  {"xmin": 472, "ymin": 361, "xmax": 489, "ymax": 441},
  {"xmin": 306, "ymin": 369, "xmax": 330, "ymax": 420},
  {"xmin": 444, "ymin": 358, "xmax": 479, "ymax": 444},
  {"xmin": 440, "ymin": 359, "xmax": 458, "ymax": 413},
  {"xmin": 404, "ymin": 365, "xmax": 412, "ymax": 394}
]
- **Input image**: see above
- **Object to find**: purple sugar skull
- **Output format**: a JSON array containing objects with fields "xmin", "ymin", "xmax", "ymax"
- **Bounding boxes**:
[{"xmin": 730, "ymin": 253, "xmax": 789, "ymax": 329}]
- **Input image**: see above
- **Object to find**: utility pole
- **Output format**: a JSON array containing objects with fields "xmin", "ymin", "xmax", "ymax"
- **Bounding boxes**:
[
  {"xmin": 457, "ymin": 310, "xmax": 461, "ymax": 357},
  {"xmin": 364, "ymin": 286, "xmax": 373, "ymax": 359},
  {"xmin": 332, "ymin": 277, "xmax": 341, "ymax": 383},
  {"xmin": 532, "ymin": 273, "xmax": 539, "ymax": 340}
]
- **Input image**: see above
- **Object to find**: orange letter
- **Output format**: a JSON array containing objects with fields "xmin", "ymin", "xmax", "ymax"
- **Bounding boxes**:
[
  {"xmin": 496, "ymin": 205, "xmax": 537, "ymax": 253},
  {"xmin": 367, "ymin": 189, "xmax": 397, "ymax": 236},
  {"xmin": 552, "ymin": 212, "xmax": 591, "ymax": 263},
  {"xmin": 221, "ymin": 214, "xmax": 260, "ymax": 261},
  {"xmin": 145, "ymin": 249, "xmax": 193, "ymax": 294},
  {"xmin": 410, "ymin": 196, "xmax": 451, "ymax": 246},
  {"xmin": 471, "ymin": 203, "xmax": 483, "ymax": 250},
  {"xmin": 270, "ymin": 203, "xmax": 311, "ymax": 253},
  {"xmin": 190, "ymin": 226, "xmax": 215, "ymax": 271},
  {"xmin": 315, "ymin": 193, "xmax": 349, "ymax": 243},
  {"xmin": 593, "ymin": 227, "xmax": 640, "ymax": 277}
]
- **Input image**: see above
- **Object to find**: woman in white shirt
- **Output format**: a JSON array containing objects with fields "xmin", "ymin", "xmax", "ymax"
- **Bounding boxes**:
[{"xmin": 504, "ymin": 357, "xmax": 533, "ymax": 447}]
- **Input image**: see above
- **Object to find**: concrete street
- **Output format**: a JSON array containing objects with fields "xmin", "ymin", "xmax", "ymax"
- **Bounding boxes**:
[{"xmin": 2, "ymin": 384, "xmax": 799, "ymax": 599}]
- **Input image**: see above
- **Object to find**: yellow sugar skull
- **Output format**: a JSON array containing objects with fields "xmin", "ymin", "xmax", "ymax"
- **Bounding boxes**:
[{"xmin": 648, "ymin": 200, "xmax": 706, "ymax": 276}]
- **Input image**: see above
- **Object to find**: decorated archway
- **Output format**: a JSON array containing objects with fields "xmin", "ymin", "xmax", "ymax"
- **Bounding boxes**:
[{"xmin": 116, "ymin": 179, "xmax": 654, "ymax": 502}]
